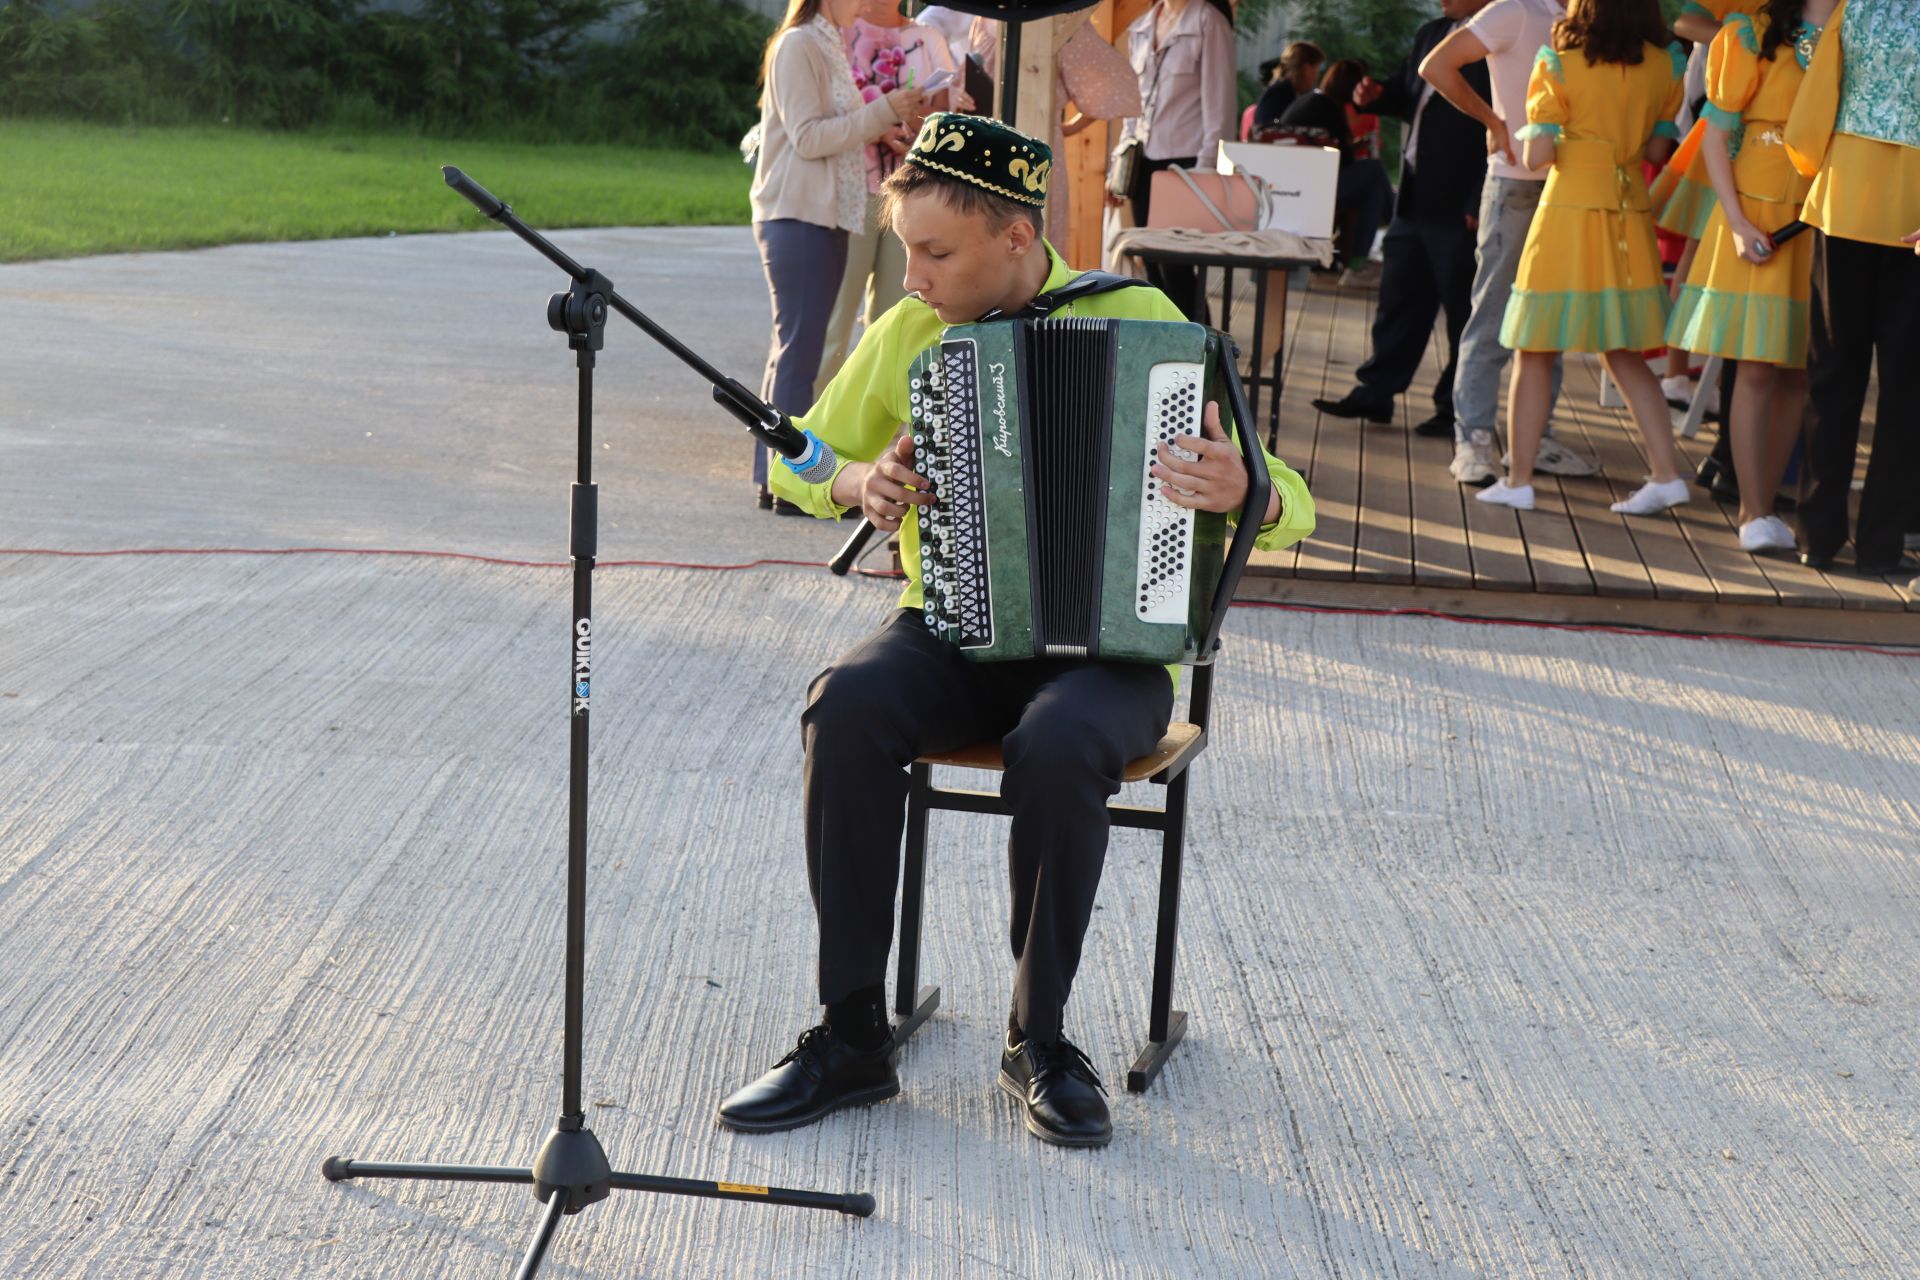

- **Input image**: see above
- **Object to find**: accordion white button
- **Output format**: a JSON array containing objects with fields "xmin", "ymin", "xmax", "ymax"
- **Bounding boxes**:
[{"xmin": 1136, "ymin": 362, "xmax": 1202, "ymax": 625}]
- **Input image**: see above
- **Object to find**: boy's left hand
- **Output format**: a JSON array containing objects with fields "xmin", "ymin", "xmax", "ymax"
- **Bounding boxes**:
[{"xmin": 1154, "ymin": 401, "xmax": 1247, "ymax": 514}]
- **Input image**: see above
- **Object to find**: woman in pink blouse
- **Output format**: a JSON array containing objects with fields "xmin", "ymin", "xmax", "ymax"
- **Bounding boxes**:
[{"xmin": 813, "ymin": 0, "xmax": 969, "ymax": 394}]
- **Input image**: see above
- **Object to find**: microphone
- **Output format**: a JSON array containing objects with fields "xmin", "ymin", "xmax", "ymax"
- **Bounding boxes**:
[
  {"xmin": 781, "ymin": 430, "xmax": 841, "ymax": 484},
  {"xmin": 1768, "ymin": 219, "xmax": 1810, "ymax": 247}
]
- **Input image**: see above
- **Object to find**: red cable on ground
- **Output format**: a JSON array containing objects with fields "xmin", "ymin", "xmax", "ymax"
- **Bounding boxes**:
[
  {"xmin": 0, "ymin": 543, "xmax": 905, "ymax": 578},
  {"xmin": 2, "ymin": 544, "xmax": 1913, "ymax": 657}
]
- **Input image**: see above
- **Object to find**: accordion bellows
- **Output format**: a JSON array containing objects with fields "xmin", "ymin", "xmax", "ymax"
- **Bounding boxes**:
[{"xmin": 909, "ymin": 317, "xmax": 1230, "ymax": 664}]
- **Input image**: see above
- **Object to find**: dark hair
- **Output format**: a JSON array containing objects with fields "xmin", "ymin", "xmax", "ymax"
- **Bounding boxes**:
[
  {"xmin": 1318, "ymin": 58, "xmax": 1369, "ymax": 102},
  {"xmin": 1758, "ymin": 0, "xmax": 1807, "ymax": 62},
  {"xmin": 1554, "ymin": 0, "xmax": 1670, "ymax": 65},
  {"xmin": 879, "ymin": 161, "xmax": 1040, "ymax": 236}
]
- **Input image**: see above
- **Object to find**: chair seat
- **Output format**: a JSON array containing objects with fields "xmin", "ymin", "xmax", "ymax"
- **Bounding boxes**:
[{"xmin": 916, "ymin": 722, "xmax": 1205, "ymax": 784}]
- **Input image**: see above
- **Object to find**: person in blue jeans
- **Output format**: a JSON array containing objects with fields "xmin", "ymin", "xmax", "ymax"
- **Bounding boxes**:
[{"xmin": 1420, "ymin": 0, "xmax": 1601, "ymax": 486}]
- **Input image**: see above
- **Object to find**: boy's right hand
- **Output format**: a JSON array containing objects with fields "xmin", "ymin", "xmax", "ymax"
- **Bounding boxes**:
[{"xmin": 859, "ymin": 435, "xmax": 935, "ymax": 532}]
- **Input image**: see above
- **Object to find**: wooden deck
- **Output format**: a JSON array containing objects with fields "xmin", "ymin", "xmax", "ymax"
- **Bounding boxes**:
[{"xmin": 1232, "ymin": 276, "xmax": 1918, "ymax": 643}]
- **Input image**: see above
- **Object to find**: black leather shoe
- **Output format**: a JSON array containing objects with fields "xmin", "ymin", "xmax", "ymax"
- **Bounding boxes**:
[
  {"xmin": 717, "ymin": 1024, "xmax": 899, "ymax": 1133},
  {"xmin": 999, "ymin": 1033, "xmax": 1112, "ymax": 1148},
  {"xmin": 1694, "ymin": 458, "xmax": 1741, "ymax": 504},
  {"xmin": 1854, "ymin": 553, "xmax": 1918, "ymax": 578},
  {"xmin": 1413, "ymin": 411, "xmax": 1454, "ymax": 438},
  {"xmin": 1799, "ymin": 549, "xmax": 1837, "ymax": 571},
  {"xmin": 1311, "ymin": 391, "xmax": 1393, "ymax": 424}
]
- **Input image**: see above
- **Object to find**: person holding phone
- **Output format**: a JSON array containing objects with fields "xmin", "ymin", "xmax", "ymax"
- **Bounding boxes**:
[{"xmin": 811, "ymin": 0, "xmax": 972, "ymax": 398}]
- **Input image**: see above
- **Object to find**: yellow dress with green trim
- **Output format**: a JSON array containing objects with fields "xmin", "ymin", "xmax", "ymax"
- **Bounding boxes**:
[
  {"xmin": 1666, "ymin": 14, "xmax": 1823, "ymax": 367},
  {"xmin": 1501, "ymin": 42, "xmax": 1687, "ymax": 354},
  {"xmin": 1650, "ymin": 0, "xmax": 1764, "ymax": 237}
]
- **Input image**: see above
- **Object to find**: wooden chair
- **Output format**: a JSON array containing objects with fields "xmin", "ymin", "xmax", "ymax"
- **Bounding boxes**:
[
  {"xmin": 885, "ymin": 344, "xmax": 1273, "ymax": 1095},
  {"xmin": 889, "ymin": 660, "xmax": 1221, "ymax": 1093}
]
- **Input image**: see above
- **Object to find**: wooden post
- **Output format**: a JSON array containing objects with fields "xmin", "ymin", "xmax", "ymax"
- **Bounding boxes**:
[{"xmin": 1010, "ymin": 15, "xmax": 1065, "ymax": 148}]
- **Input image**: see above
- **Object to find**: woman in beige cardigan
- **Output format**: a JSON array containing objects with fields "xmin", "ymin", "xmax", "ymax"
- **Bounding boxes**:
[{"xmin": 750, "ymin": 0, "xmax": 925, "ymax": 505}]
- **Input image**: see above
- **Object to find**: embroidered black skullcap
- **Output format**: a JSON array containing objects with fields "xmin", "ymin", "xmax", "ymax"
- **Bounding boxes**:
[{"xmin": 904, "ymin": 112, "xmax": 1052, "ymax": 208}]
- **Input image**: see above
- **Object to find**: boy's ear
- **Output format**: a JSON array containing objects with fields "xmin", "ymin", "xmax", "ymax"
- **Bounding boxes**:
[{"xmin": 1006, "ymin": 213, "xmax": 1036, "ymax": 254}]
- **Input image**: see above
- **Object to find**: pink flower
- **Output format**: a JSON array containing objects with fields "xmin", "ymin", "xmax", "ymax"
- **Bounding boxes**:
[
  {"xmin": 860, "ymin": 85, "xmax": 880, "ymax": 102},
  {"xmin": 879, "ymin": 77, "xmax": 896, "ymax": 92}
]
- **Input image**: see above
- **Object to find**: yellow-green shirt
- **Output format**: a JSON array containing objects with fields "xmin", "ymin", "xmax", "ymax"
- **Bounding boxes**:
[{"xmin": 771, "ymin": 241, "xmax": 1316, "ymax": 618}]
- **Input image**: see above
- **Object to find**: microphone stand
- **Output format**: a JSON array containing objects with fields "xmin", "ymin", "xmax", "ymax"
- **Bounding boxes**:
[{"xmin": 319, "ymin": 167, "xmax": 872, "ymax": 1280}]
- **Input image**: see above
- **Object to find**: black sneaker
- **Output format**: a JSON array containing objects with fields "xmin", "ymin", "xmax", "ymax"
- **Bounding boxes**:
[
  {"xmin": 999, "ymin": 1033, "xmax": 1112, "ymax": 1148},
  {"xmin": 717, "ymin": 1024, "xmax": 899, "ymax": 1133}
]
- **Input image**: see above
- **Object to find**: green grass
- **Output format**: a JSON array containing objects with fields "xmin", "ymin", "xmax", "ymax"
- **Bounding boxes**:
[{"xmin": 0, "ymin": 120, "xmax": 753, "ymax": 262}]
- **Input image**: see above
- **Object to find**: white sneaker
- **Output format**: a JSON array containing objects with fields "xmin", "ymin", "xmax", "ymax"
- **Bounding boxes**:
[
  {"xmin": 1529, "ymin": 436, "xmax": 1601, "ymax": 477},
  {"xmin": 1450, "ymin": 430, "xmax": 1499, "ymax": 485},
  {"xmin": 1610, "ymin": 477, "xmax": 1691, "ymax": 516},
  {"xmin": 1476, "ymin": 479, "xmax": 1535, "ymax": 510},
  {"xmin": 1738, "ymin": 515, "xmax": 1797, "ymax": 553},
  {"xmin": 1338, "ymin": 260, "xmax": 1380, "ymax": 289},
  {"xmin": 1660, "ymin": 374, "xmax": 1696, "ymax": 408}
]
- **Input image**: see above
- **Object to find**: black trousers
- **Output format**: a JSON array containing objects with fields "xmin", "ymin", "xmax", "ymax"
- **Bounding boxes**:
[
  {"xmin": 1129, "ymin": 153, "xmax": 1207, "ymax": 324},
  {"xmin": 1800, "ymin": 232, "xmax": 1920, "ymax": 565},
  {"xmin": 1353, "ymin": 215, "xmax": 1476, "ymax": 418},
  {"xmin": 802, "ymin": 610, "xmax": 1174, "ymax": 1043}
]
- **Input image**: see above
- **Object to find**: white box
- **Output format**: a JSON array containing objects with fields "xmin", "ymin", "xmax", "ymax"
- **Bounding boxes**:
[{"xmin": 1216, "ymin": 140, "xmax": 1340, "ymax": 239}]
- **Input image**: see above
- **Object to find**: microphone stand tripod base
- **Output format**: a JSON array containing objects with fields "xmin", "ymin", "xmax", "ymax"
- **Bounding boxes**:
[{"xmin": 319, "ymin": 176, "xmax": 874, "ymax": 1279}]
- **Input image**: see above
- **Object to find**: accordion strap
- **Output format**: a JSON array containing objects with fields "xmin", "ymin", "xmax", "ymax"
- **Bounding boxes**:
[{"xmin": 976, "ymin": 270, "xmax": 1148, "ymax": 324}]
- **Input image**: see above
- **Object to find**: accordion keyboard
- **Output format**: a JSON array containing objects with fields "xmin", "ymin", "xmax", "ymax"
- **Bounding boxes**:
[
  {"xmin": 912, "ymin": 340, "xmax": 992, "ymax": 648},
  {"xmin": 1137, "ymin": 364, "xmax": 1203, "ymax": 624}
]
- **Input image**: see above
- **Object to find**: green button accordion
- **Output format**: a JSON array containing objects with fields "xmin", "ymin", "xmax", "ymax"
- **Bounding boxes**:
[{"xmin": 908, "ymin": 316, "xmax": 1267, "ymax": 665}]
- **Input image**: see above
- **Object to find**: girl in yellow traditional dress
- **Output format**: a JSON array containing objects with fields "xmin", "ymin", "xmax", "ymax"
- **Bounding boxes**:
[
  {"xmin": 1652, "ymin": 0, "xmax": 1764, "ymax": 240},
  {"xmin": 1665, "ymin": 0, "xmax": 1833, "ymax": 552},
  {"xmin": 1649, "ymin": 0, "xmax": 1762, "ymax": 404},
  {"xmin": 1479, "ymin": 0, "xmax": 1688, "ymax": 514}
]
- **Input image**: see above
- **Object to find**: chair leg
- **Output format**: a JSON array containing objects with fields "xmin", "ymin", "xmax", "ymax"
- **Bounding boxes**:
[
  {"xmin": 892, "ymin": 762, "xmax": 940, "ymax": 1044},
  {"xmin": 1128, "ymin": 771, "xmax": 1190, "ymax": 1093}
]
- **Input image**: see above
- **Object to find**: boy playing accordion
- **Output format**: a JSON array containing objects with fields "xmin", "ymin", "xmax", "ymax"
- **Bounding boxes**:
[{"xmin": 718, "ymin": 114, "xmax": 1313, "ymax": 1147}]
